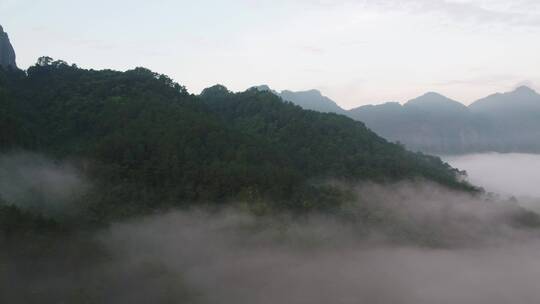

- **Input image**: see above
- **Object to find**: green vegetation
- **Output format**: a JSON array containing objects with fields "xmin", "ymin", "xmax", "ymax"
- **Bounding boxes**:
[{"xmin": 0, "ymin": 58, "xmax": 475, "ymax": 226}]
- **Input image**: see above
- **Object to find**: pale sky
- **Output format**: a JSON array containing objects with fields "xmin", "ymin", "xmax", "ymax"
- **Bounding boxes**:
[{"xmin": 1, "ymin": 0, "xmax": 540, "ymax": 108}]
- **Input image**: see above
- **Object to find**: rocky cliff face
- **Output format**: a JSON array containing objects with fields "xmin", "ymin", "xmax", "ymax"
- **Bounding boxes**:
[{"xmin": 0, "ymin": 25, "xmax": 17, "ymax": 69}]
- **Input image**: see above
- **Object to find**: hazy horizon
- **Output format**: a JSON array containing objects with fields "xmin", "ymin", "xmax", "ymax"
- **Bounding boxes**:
[
  {"xmin": 2, "ymin": 0, "xmax": 540, "ymax": 108},
  {"xmin": 446, "ymin": 153, "xmax": 540, "ymax": 199}
]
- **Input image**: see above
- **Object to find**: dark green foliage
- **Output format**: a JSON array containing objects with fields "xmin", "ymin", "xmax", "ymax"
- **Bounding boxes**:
[
  {"xmin": 0, "ymin": 58, "xmax": 475, "ymax": 222},
  {"xmin": 202, "ymin": 87, "xmax": 474, "ymax": 190},
  {"xmin": 0, "ymin": 202, "xmax": 63, "ymax": 240},
  {"xmin": 0, "ymin": 68, "xmax": 29, "ymax": 149}
]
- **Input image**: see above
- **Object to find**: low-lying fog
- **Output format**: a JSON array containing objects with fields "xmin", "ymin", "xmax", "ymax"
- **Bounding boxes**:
[
  {"xmin": 2, "ymin": 152, "xmax": 540, "ymax": 303},
  {"xmin": 445, "ymin": 153, "xmax": 540, "ymax": 211}
]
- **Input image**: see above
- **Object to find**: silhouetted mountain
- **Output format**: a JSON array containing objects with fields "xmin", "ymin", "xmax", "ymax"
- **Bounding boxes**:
[
  {"xmin": 0, "ymin": 25, "xmax": 16, "ymax": 69},
  {"xmin": 275, "ymin": 85, "xmax": 540, "ymax": 154},
  {"xmin": 349, "ymin": 93, "xmax": 476, "ymax": 154},
  {"xmin": 467, "ymin": 86, "xmax": 540, "ymax": 152},
  {"xmin": 253, "ymin": 85, "xmax": 347, "ymax": 114},
  {"xmin": 356, "ymin": 87, "xmax": 540, "ymax": 153},
  {"xmin": 280, "ymin": 89, "xmax": 347, "ymax": 114},
  {"xmin": 405, "ymin": 92, "xmax": 468, "ymax": 114},
  {"xmin": 470, "ymin": 86, "xmax": 540, "ymax": 113}
]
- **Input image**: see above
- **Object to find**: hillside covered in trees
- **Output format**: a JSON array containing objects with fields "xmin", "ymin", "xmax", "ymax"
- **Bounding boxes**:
[{"xmin": 0, "ymin": 58, "xmax": 477, "ymax": 225}]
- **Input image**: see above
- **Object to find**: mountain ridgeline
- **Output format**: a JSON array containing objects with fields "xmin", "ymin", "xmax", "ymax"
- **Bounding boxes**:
[
  {"xmin": 0, "ymin": 59, "xmax": 475, "ymax": 223},
  {"xmin": 260, "ymin": 85, "xmax": 540, "ymax": 154},
  {"xmin": 254, "ymin": 85, "xmax": 348, "ymax": 115}
]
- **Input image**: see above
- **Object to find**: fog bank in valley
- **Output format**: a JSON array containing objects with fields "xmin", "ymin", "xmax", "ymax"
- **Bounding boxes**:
[
  {"xmin": 0, "ymin": 152, "xmax": 89, "ymax": 216},
  {"xmin": 103, "ymin": 219, "xmax": 540, "ymax": 304},
  {"xmin": 2, "ymin": 152, "xmax": 540, "ymax": 303},
  {"xmin": 445, "ymin": 153, "xmax": 540, "ymax": 211},
  {"xmin": 3, "ymin": 180, "xmax": 540, "ymax": 303}
]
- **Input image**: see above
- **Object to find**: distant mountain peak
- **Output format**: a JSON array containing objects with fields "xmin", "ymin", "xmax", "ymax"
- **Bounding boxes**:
[
  {"xmin": 253, "ymin": 87, "xmax": 346, "ymax": 114},
  {"xmin": 422, "ymin": 92, "xmax": 447, "ymax": 98},
  {"xmin": 0, "ymin": 25, "xmax": 17, "ymax": 69},
  {"xmin": 304, "ymin": 89, "xmax": 323, "ymax": 95},
  {"xmin": 282, "ymin": 88, "xmax": 323, "ymax": 97},
  {"xmin": 513, "ymin": 85, "xmax": 537, "ymax": 95},
  {"xmin": 469, "ymin": 85, "xmax": 540, "ymax": 112},
  {"xmin": 412, "ymin": 91, "xmax": 457, "ymax": 102},
  {"xmin": 405, "ymin": 92, "xmax": 466, "ymax": 112}
]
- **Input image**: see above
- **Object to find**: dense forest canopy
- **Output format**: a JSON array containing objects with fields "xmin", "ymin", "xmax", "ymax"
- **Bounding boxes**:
[{"xmin": 0, "ymin": 58, "xmax": 476, "ymax": 227}]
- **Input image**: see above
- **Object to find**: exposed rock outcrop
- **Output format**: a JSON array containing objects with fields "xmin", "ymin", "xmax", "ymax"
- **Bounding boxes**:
[{"xmin": 0, "ymin": 25, "xmax": 17, "ymax": 69}]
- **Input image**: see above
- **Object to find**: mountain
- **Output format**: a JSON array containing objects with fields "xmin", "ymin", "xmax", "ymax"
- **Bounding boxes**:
[
  {"xmin": 467, "ymin": 86, "xmax": 540, "ymax": 152},
  {"xmin": 253, "ymin": 85, "xmax": 347, "ymax": 114},
  {"xmin": 0, "ymin": 25, "xmax": 17, "ymax": 69},
  {"xmin": 349, "ymin": 92, "xmax": 478, "ymax": 154},
  {"xmin": 470, "ymin": 86, "xmax": 540, "ymax": 112},
  {"xmin": 0, "ymin": 58, "xmax": 475, "ymax": 222},
  {"xmin": 279, "ymin": 89, "xmax": 347, "ymax": 114},
  {"xmin": 405, "ymin": 92, "xmax": 468, "ymax": 114},
  {"xmin": 277, "ymin": 85, "xmax": 540, "ymax": 154}
]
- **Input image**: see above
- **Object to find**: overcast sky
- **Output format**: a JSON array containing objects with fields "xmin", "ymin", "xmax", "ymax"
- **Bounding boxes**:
[{"xmin": 2, "ymin": 0, "xmax": 539, "ymax": 108}]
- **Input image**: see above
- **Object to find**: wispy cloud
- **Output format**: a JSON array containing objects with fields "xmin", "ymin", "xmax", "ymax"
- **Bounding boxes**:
[
  {"xmin": 432, "ymin": 74, "xmax": 520, "ymax": 87},
  {"xmin": 364, "ymin": 0, "xmax": 540, "ymax": 28},
  {"xmin": 304, "ymin": 0, "xmax": 540, "ymax": 28}
]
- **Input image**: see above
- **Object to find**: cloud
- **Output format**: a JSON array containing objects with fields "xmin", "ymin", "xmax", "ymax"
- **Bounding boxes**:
[
  {"xmin": 3, "ymin": 181, "xmax": 540, "ymax": 303},
  {"xmin": 90, "ymin": 183, "xmax": 540, "ymax": 303},
  {"xmin": 0, "ymin": 152, "xmax": 89, "ymax": 216},
  {"xmin": 445, "ymin": 153, "xmax": 540, "ymax": 211},
  {"xmin": 513, "ymin": 80, "xmax": 537, "ymax": 90},
  {"xmin": 325, "ymin": 0, "xmax": 540, "ymax": 28},
  {"xmin": 431, "ymin": 74, "xmax": 521, "ymax": 87},
  {"xmin": 299, "ymin": 45, "xmax": 326, "ymax": 54}
]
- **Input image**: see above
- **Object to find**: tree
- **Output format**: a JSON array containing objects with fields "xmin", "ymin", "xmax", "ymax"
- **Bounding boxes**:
[{"xmin": 37, "ymin": 56, "xmax": 54, "ymax": 66}]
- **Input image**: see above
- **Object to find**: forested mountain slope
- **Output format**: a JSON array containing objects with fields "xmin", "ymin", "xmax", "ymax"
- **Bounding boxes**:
[{"xmin": 0, "ymin": 59, "xmax": 475, "ymax": 222}]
